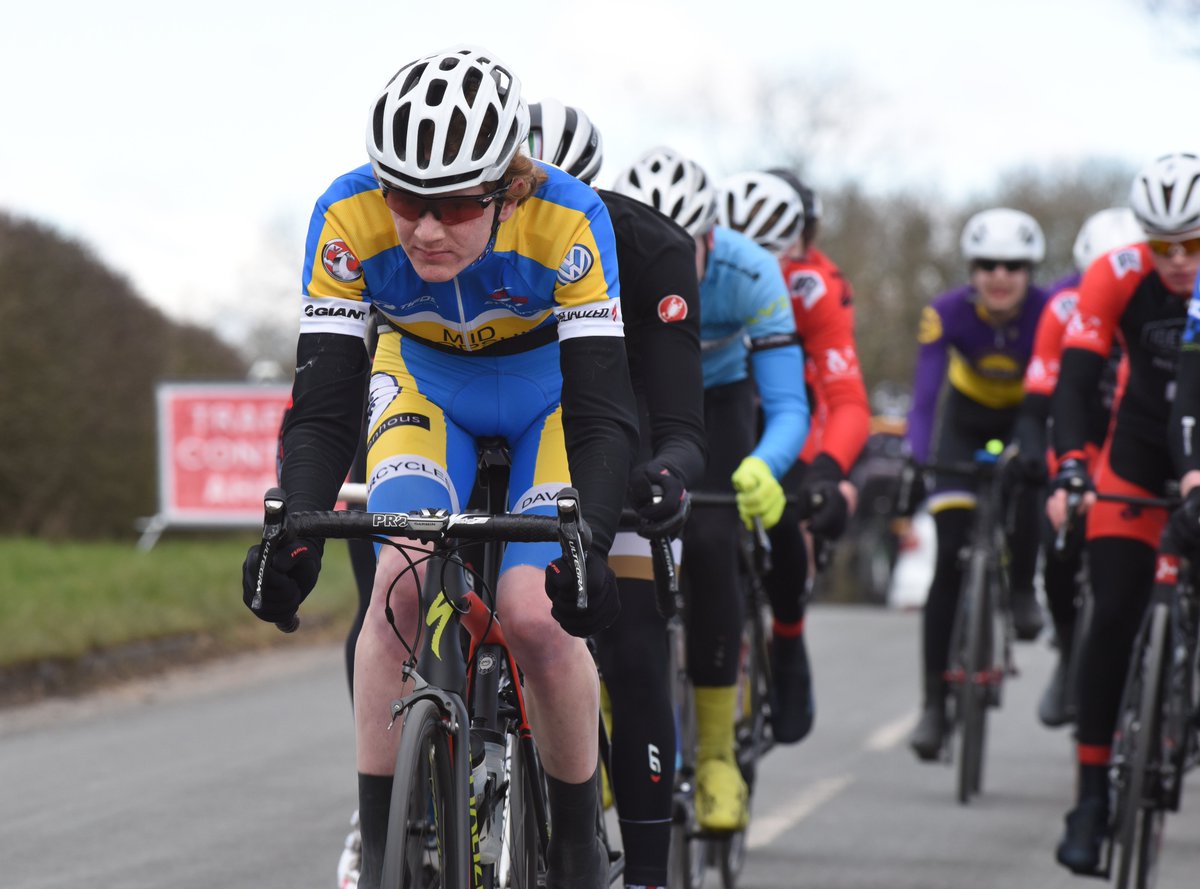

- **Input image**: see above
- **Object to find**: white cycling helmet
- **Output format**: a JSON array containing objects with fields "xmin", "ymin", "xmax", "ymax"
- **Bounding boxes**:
[
  {"xmin": 527, "ymin": 99, "xmax": 603, "ymax": 184},
  {"xmin": 611, "ymin": 147, "xmax": 717, "ymax": 237},
  {"xmin": 1129, "ymin": 152, "xmax": 1200, "ymax": 237},
  {"xmin": 1072, "ymin": 207, "xmax": 1146, "ymax": 271},
  {"xmin": 716, "ymin": 171, "xmax": 805, "ymax": 256},
  {"xmin": 367, "ymin": 45, "xmax": 529, "ymax": 195},
  {"xmin": 960, "ymin": 208, "xmax": 1046, "ymax": 263}
]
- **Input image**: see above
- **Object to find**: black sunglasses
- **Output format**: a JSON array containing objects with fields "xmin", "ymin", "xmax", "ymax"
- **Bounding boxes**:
[
  {"xmin": 972, "ymin": 258, "xmax": 1030, "ymax": 273},
  {"xmin": 382, "ymin": 185, "xmax": 509, "ymax": 225}
]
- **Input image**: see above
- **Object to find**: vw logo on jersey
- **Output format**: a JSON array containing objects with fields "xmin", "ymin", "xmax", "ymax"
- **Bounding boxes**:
[
  {"xmin": 556, "ymin": 244, "xmax": 594, "ymax": 286},
  {"xmin": 657, "ymin": 294, "xmax": 688, "ymax": 323},
  {"xmin": 322, "ymin": 239, "xmax": 362, "ymax": 283}
]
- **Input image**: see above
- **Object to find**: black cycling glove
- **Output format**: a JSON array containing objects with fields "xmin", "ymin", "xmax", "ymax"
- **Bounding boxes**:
[
  {"xmin": 544, "ymin": 553, "xmax": 620, "ymax": 638},
  {"xmin": 1167, "ymin": 489, "xmax": 1200, "ymax": 554},
  {"xmin": 1051, "ymin": 458, "xmax": 1090, "ymax": 495},
  {"xmin": 799, "ymin": 454, "xmax": 850, "ymax": 540},
  {"xmin": 628, "ymin": 461, "xmax": 690, "ymax": 537},
  {"xmin": 241, "ymin": 538, "xmax": 323, "ymax": 624}
]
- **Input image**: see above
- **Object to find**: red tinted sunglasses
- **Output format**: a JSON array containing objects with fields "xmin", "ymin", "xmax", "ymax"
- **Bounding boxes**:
[
  {"xmin": 972, "ymin": 258, "xmax": 1030, "ymax": 273},
  {"xmin": 383, "ymin": 185, "xmax": 509, "ymax": 225},
  {"xmin": 1147, "ymin": 237, "xmax": 1200, "ymax": 258}
]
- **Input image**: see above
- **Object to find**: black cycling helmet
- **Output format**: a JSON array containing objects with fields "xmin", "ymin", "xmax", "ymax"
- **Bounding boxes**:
[{"xmin": 767, "ymin": 167, "xmax": 821, "ymax": 246}]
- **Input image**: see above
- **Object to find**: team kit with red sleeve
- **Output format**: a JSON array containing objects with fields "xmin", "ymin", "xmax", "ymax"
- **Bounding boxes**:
[{"xmin": 1051, "ymin": 241, "xmax": 1191, "ymax": 788}]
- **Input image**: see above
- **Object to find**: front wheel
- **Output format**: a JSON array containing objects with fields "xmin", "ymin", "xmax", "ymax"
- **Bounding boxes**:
[
  {"xmin": 957, "ymin": 548, "xmax": 990, "ymax": 804},
  {"xmin": 381, "ymin": 699, "xmax": 470, "ymax": 889},
  {"xmin": 1113, "ymin": 603, "xmax": 1168, "ymax": 889}
]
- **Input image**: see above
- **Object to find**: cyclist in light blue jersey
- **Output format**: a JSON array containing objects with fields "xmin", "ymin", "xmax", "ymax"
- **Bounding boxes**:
[{"xmin": 613, "ymin": 147, "xmax": 810, "ymax": 832}]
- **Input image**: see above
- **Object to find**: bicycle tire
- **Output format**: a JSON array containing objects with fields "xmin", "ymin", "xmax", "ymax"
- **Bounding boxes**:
[
  {"xmin": 668, "ymin": 794, "xmax": 706, "ymax": 889},
  {"xmin": 715, "ymin": 831, "xmax": 747, "ymax": 889},
  {"xmin": 381, "ymin": 699, "xmax": 470, "ymax": 889},
  {"xmin": 668, "ymin": 617, "xmax": 706, "ymax": 889},
  {"xmin": 1114, "ymin": 602, "xmax": 1168, "ymax": 889},
  {"xmin": 957, "ymin": 547, "xmax": 989, "ymax": 805},
  {"xmin": 494, "ymin": 734, "xmax": 542, "ymax": 889}
]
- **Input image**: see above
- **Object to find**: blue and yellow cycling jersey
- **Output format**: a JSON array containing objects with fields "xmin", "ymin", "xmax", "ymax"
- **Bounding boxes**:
[
  {"xmin": 700, "ymin": 225, "xmax": 809, "ymax": 478},
  {"xmin": 299, "ymin": 161, "xmax": 623, "ymax": 351}
]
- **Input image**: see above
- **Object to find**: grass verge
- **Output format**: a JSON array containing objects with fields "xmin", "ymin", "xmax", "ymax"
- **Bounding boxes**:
[{"xmin": 0, "ymin": 534, "xmax": 358, "ymax": 702}]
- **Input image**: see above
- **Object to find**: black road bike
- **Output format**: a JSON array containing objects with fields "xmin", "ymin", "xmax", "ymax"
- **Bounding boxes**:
[
  {"xmin": 252, "ymin": 438, "xmax": 621, "ymax": 889},
  {"xmin": 1101, "ymin": 504, "xmax": 1198, "ymax": 889}
]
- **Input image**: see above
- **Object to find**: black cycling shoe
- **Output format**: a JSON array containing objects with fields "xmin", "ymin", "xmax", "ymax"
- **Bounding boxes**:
[
  {"xmin": 1055, "ymin": 797, "xmax": 1108, "ymax": 875},
  {"xmin": 546, "ymin": 837, "xmax": 607, "ymax": 889},
  {"xmin": 769, "ymin": 633, "xmax": 815, "ymax": 743},
  {"xmin": 1010, "ymin": 589, "xmax": 1045, "ymax": 641},
  {"xmin": 1038, "ymin": 656, "xmax": 1074, "ymax": 728},
  {"xmin": 910, "ymin": 702, "xmax": 947, "ymax": 762}
]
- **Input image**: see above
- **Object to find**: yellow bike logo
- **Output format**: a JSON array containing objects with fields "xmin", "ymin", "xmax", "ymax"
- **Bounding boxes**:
[{"xmin": 426, "ymin": 590, "xmax": 455, "ymax": 660}]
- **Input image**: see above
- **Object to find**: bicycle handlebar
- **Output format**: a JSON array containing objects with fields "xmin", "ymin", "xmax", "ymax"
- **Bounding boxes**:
[{"xmin": 253, "ymin": 485, "xmax": 592, "ymax": 632}]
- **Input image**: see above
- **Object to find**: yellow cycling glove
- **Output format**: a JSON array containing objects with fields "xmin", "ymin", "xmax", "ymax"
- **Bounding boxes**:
[{"xmin": 731, "ymin": 456, "xmax": 786, "ymax": 530}]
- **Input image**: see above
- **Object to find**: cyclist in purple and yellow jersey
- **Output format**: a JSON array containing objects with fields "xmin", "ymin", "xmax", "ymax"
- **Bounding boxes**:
[{"xmin": 904, "ymin": 208, "xmax": 1050, "ymax": 761}]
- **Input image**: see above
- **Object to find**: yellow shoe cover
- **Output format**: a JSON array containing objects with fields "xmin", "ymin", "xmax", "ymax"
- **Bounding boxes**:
[{"xmin": 695, "ymin": 757, "xmax": 749, "ymax": 832}]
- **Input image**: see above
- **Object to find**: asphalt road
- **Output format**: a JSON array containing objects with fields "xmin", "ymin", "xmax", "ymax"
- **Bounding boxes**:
[{"xmin": 2, "ymin": 605, "xmax": 1198, "ymax": 889}]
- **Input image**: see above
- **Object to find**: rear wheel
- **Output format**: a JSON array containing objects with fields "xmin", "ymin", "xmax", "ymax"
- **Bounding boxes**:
[{"xmin": 381, "ymin": 699, "xmax": 468, "ymax": 889}]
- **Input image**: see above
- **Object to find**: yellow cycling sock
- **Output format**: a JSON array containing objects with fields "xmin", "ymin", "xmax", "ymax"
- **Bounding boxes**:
[
  {"xmin": 694, "ymin": 685, "xmax": 737, "ymax": 763},
  {"xmin": 599, "ymin": 680, "xmax": 614, "ymax": 809}
]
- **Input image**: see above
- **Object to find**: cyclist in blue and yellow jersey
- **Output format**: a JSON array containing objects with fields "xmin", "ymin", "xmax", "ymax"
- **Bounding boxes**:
[
  {"xmin": 239, "ymin": 45, "xmax": 638, "ymax": 889},
  {"xmin": 528, "ymin": 100, "xmax": 706, "ymax": 889},
  {"xmin": 904, "ymin": 208, "xmax": 1051, "ymax": 761},
  {"xmin": 613, "ymin": 147, "xmax": 810, "ymax": 833}
]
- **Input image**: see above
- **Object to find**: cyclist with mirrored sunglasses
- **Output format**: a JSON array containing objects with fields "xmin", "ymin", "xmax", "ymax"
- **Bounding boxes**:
[
  {"xmin": 1047, "ymin": 152, "xmax": 1200, "ymax": 875},
  {"xmin": 239, "ymin": 45, "xmax": 639, "ymax": 889},
  {"xmin": 716, "ymin": 169, "xmax": 870, "ymax": 744},
  {"xmin": 903, "ymin": 207, "xmax": 1050, "ymax": 761}
]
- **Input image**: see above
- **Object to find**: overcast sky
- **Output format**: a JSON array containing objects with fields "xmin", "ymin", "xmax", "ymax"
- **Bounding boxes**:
[{"xmin": 3, "ymin": 0, "xmax": 1198, "ymax": 346}]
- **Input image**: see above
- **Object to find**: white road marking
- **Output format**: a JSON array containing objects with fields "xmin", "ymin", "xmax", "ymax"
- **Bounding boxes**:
[
  {"xmin": 864, "ymin": 711, "xmax": 919, "ymax": 752},
  {"xmin": 747, "ymin": 774, "xmax": 854, "ymax": 848}
]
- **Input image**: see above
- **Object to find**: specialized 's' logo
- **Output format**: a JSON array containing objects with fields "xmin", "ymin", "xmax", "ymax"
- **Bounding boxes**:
[
  {"xmin": 657, "ymin": 295, "xmax": 688, "ymax": 323},
  {"xmin": 556, "ymin": 244, "xmax": 594, "ymax": 285},
  {"xmin": 321, "ymin": 239, "xmax": 362, "ymax": 283},
  {"xmin": 426, "ymin": 591, "xmax": 456, "ymax": 660}
]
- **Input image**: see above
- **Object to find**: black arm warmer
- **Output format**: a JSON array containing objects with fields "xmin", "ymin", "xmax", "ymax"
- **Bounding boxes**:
[
  {"xmin": 1051, "ymin": 348, "xmax": 1106, "ymax": 459},
  {"xmin": 279, "ymin": 333, "xmax": 371, "ymax": 516},
  {"xmin": 559, "ymin": 335, "xmax": 640, "ymax": 558},
  {"xmin": 1169, "ymin": 347, "xmax": 1200, "ymax": 475},
  {"xmin": 1013, "ymin": 392, "xmax": 1051, "ymax": 460}
]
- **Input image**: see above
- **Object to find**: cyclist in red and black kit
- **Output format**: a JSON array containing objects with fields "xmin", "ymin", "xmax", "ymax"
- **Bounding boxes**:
[
  {"xmin": 1012, "ymin": 208, "xmax": 1144, "ymax": 729},
  {"xmin": 1048, "ymin": 153, "xmax": 1200, "ymax": 875},
  {"xmin": 528, "ymin": 100, "xmax": 706, "ymax": 889},
  {"xmin": 716, "ymin": 169, "xmax": 870, "ymax": 742}
]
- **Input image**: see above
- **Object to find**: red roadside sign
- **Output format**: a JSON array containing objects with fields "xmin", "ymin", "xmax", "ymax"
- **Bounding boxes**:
[{"xmin": 155, "ymin": 382, "xmax": 291, "ymax": 526}]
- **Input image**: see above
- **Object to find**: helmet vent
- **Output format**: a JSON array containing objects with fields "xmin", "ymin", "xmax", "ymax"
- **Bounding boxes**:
[
  {"xmin": 474, "ymin": 106, "xmax": 499, "ymax": 161},
  {"xmin": 394, "ymin": 106, "xmax": 410, "ymax": 162},
  {"xmin": 399, "ymin": 64, "xmax": 425, "ymax": 97},
  {"xmin": 461, "ymin": 68, "xmax": 483, "ymax": 107},
  {"xmin": 426, "ymin": 79, "xmax": 447, "ymax": 108}
]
